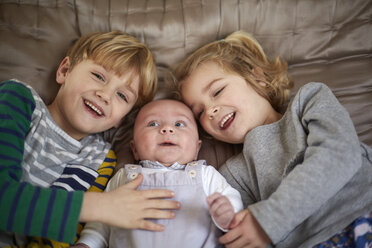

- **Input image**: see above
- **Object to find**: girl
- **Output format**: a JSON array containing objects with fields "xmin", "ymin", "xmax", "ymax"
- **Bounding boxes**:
[{"xmin": 174, "ymin": 30, "xmax": 372, "ymax": 248}]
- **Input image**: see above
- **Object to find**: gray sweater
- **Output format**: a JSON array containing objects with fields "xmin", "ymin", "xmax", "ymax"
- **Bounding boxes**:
[{"xmin": 219, "ymin": 82, "xmax": 372, "ymax": 248}]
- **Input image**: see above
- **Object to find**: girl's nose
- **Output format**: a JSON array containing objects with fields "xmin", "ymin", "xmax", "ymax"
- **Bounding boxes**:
[{"xmin": 207, "ymin": 106, "xmax": 219, "ymax": 120}]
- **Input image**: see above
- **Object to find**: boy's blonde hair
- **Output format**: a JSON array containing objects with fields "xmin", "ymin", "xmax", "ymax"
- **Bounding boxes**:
[
  {"xmin": 67, "ymin": 30, "xmax": 157, "ymax": 107},
  {"xmin": 174, "ymin": 30, "xmax": 293, "ymax": 111}
]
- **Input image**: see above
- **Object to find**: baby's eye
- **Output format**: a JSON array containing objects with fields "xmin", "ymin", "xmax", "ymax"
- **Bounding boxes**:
[
  {"xmin": 148, "ymin": 121, "xmax": 159, "ymax": 127},
  {"xmin": 175, "ymin": 121, "xmax": 185, "ymax": 127},
  {"xmin": 117, "ymin": 92, "xmax": 128, "ymax": 102},
  {"xmin": 92, "ymin": 72, "xmax": 104, "ymax": 81}
]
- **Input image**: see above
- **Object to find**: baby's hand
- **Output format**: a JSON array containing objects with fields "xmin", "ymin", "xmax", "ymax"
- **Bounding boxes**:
[{"xmin": 206, "ymin": 192, "xmax": 235, "ymax": 229}]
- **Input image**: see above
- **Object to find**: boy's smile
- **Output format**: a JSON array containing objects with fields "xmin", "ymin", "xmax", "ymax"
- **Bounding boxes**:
[
  {"xmin": 48, "ymin": 57, "xmax": 139, "ymax": 140},
  {"xmin": 84, "ymin": 99, "xmax": 104, "ymax": 117}
]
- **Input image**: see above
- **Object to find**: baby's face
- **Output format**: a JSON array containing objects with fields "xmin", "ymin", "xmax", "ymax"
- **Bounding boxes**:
[{"xmin": 131, "ymin": 99, "xmax": 201, "ymax": 166}]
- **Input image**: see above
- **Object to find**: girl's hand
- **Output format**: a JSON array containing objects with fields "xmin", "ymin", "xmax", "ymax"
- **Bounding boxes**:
[
  {"xmin": 80, "ymin": 173, "xmax": 180, "ymax": 231},
  {"xmin": 219, "ymin": 209, "xmax": 271, "ymax": 248},
  {"xmin": 207, "ymin": 192, "xmax": 235, "ymax": 229}
]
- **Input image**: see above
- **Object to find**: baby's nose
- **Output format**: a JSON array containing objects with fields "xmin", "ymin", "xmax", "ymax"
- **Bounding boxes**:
[{"xmin": 160, "ymin": 126, "xmax": 174, "ymax": 134}]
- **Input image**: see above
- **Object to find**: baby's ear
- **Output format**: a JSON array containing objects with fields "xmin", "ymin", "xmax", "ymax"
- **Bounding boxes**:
[
  {"xmin": 130, "ymin": 140, "xmax": 140, "ymax": 161},
  {"xmin": 56, "ymin": 57, "xmax": 70, "ymax": 85},
  {"xmin": 195, "ymin": 139, "xmax": 202, "ymax": 160}
]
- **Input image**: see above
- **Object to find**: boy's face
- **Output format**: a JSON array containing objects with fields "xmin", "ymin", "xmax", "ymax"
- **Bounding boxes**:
[
  {"xmin": 131, "ymin": 99, "xmax": 201, "ymax": 166},
  {"xmin": 181, "ymin": 61, "xmax": 281, "ymax": 144},
  {"xmin": 50, "ymin": 57, "xmax": 139, "ymax": 140}
]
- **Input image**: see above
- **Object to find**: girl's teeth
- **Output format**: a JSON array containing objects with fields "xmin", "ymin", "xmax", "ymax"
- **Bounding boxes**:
[
  {"xmin": 85, "ymin": 100, "xmax": 102, "ymax": 115},
  {"xmin": 220, "ymin": 113, "xmax": 234, "ymax": 128}
]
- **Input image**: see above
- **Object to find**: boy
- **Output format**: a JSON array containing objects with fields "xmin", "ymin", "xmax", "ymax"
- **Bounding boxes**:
[
  {"xmin": 0, "ymin": 31, "xmax": 179, "ymax": 246},
  {"xmin": 74, "ymin": 99, "xmax": 243, "ymax": 248}
]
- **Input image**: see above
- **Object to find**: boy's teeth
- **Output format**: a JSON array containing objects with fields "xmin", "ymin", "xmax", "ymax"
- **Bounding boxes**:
[
  {"xmin": 220, "ymin": 113, "xmax": 234, "ymax": 128},
  {"xmin": 85, "ymin": 100, "xmax": 102, "ymax": 115}
]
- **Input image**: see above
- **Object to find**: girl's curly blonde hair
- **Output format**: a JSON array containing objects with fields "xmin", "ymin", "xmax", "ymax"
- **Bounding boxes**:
[{"xmin": 174, "ymin": 30, "xmax": 293, "ymax": 112}]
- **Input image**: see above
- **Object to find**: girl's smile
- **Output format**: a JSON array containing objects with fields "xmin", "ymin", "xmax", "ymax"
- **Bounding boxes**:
[{"xmin": 182, "ymin": 61, "xmax": 282, "ymax": 144}]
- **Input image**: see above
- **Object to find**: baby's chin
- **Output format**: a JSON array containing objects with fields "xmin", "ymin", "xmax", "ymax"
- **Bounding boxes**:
[{"xmin": 160, "ymin": 159, "xmax": 189, "ymax": 167}]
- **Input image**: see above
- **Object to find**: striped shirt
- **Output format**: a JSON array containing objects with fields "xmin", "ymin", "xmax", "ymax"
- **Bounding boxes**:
[{"xmin": 0, "ymin": 80, "xmax": 111, "ymax": 244}]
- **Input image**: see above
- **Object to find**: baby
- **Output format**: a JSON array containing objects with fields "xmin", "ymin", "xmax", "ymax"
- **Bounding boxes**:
[{"xmin": 75, "ymin": 99, "xmax": 243, "ymax": 248}]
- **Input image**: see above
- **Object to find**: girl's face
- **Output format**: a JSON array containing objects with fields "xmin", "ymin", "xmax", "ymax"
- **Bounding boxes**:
[{"xmin": 181, "ymin": 61, "xmax": 282, "ymax": 144}]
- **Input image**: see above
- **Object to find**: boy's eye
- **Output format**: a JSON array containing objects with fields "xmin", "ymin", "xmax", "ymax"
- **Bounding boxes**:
[
  {"xmin": 148, "ymin": 121, "xmax": 159, "ymax": 127},
  {"xmin": 175, "ymin": 121, "xmax": 185, "ymax": 127},
  {"xmin": 117, "ymin": 92, "xmax": 128, "ymax": 102},
  {"xmin": 92, "ymin": 72, "xmax": 104, "ymax": 81}
]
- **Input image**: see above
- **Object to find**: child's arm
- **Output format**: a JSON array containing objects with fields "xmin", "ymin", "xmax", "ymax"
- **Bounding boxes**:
[
  {"xmin": 0, "ymin": 81, "xmax": 83, "ymax": 243},
  {"xmin": 0, "ymin": 81, "xmax": 179, "ymax": 244},
  {"xmin": 221, "ymin": 83, "xmax": 365, "ymax": 246},
  {"xmin": 202, "ymin": 165, "xmax": 243, "ymax": 230}
]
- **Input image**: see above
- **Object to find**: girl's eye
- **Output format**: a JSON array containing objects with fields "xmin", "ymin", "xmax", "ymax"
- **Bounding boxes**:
[
  {"xmin": 148, "ymin": 121, "xmax": 159, "ymax": 127},
  {"xmin": 92, "ymin": 72, "xmax": 104, "ymax": 81},
  {"xmin": 213, "ymin": 86, "xmax": 225, "ymax": 97},
  {"xmin": 117, "ymin": 92, "xmax": 128, "ymax": 102},
  {"xmin": 175, "ymin": 121, "xmax": 185, "ymax": 127}
]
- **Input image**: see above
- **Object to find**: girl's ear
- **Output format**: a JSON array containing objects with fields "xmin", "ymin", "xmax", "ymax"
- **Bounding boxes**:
[
  {"xmin": 130, "ymin": 140, "xmax": 140, "ymax": 161},
  {"xmin": 56, "ymin": 57, "xmax": 70, "ymax": 85},
  {"xmin": 252, "ymin": 67, "xmax": 266, "ymax": 87}
]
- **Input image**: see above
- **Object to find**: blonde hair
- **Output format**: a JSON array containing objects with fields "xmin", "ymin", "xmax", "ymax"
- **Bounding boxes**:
[
  {"xmin": 174, "ymin": 30, "xmax": 293, "ymax": 111},
  {"xmin": 67, "ymin": 30, "xmax": 157, "ymax": 107}
]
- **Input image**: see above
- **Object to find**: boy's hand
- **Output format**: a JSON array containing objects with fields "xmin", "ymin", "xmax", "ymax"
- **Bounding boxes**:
[
  {"xmin": 207, "ymin": 192, "xmax": 235, "ymax": 229},
  {"xmin": 80, "ymin": 173, "xmax": 180, "ymax": 231},
  {"xmin": 219, "ymin": 209, "xmax": 271, "ymax": 248},
  {"xmin": 70, "ymin": 244, "xmax": 89, "ymax": 248}
]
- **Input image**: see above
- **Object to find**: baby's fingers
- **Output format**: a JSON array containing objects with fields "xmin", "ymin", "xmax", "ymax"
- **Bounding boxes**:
[
  {"xmin": 208, "ymin": 194, "xmax": 229, "ymax": 213},
  {"xmin": 206, "ymin": 192, "xmax": 222, "ymax": 206}
]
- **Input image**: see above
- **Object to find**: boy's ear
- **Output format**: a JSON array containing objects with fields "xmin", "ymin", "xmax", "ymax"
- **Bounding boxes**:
[
  {"xmin": 130, "ymin": 140, "xmax": 140, "ymax": 161},
  {"xmin": 56, "ymin": 57, "xmax": 70, "ymax": 85}
]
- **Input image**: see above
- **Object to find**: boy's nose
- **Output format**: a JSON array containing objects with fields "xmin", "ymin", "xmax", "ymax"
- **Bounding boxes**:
[
  {"xmin": 96, "ymin": 89, "xmax": 111, "ymax": 104},
  {"xmin": 207, "ymin": 106, "xmax": 219, "ymax": 120}
]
